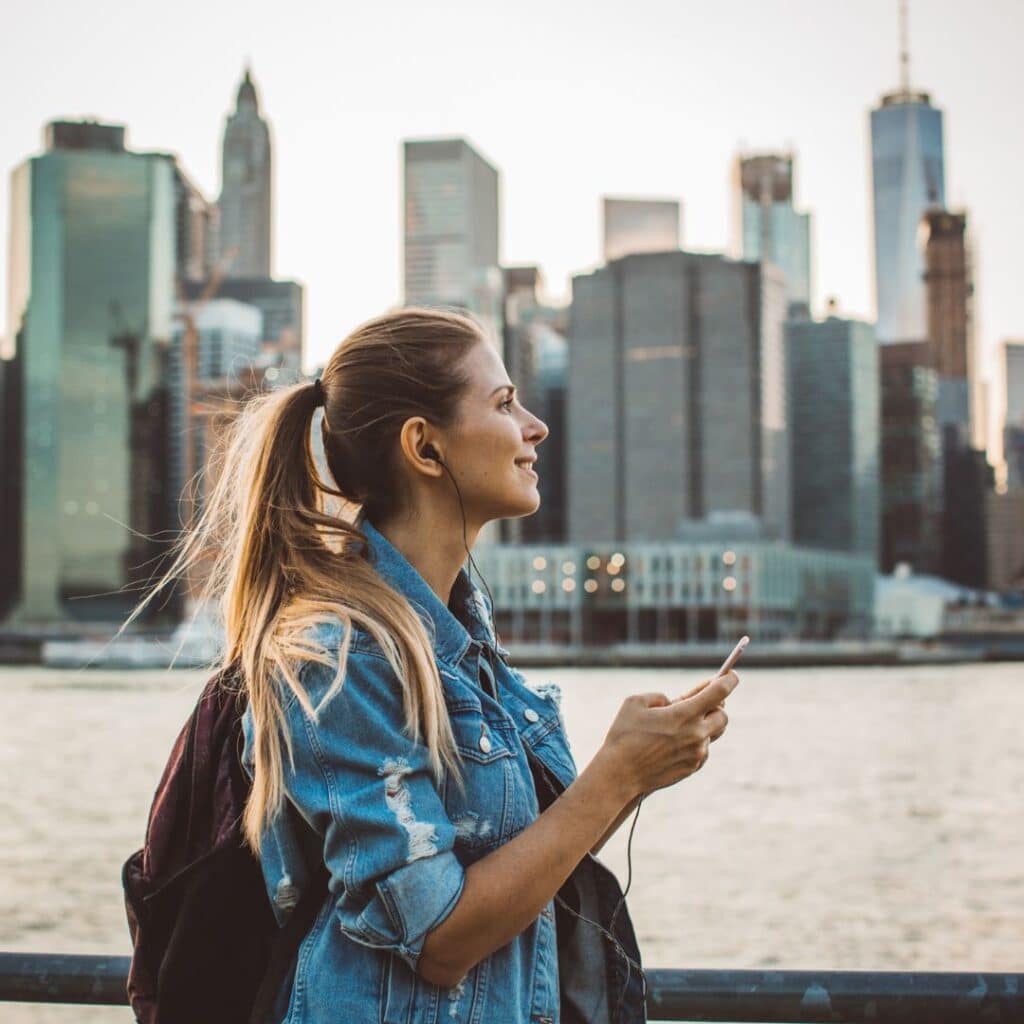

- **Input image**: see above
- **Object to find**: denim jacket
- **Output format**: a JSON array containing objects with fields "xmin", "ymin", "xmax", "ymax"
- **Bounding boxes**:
[{"xmin": 241, "ymin": 518, "xmax": 646, "ymax": 1023}]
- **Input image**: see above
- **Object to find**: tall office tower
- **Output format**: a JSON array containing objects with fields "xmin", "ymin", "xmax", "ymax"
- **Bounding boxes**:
[
  {"xmin": 1, "ymin": 121, "xmax": 177, "ymax": 624},
  {"xmin": 568, "ymin": 251, "xmax": 789, "ymax": 544},
  {"xmin": 879, "ymin": 342, "xmax": 942, "ymax": 573},
  {"xmin": 1003, "ymin": 340, "xmax": 1024, "ymax": 487},
  {"xmin": 870, "ymin": 7, "xmax": 945, "ymax": 344},
  {"xmin": 218, "ymin": 67, "xmax": 272, "ymax": 277},
  {"xmin": 501, "ymin": 266, "xmax": 568, "ymax": 544},
  {"xmin": 602, "ymin": 197, "xmax": 681, "ymax": 263},
  {"xmin": 786, "ymin": 316, "xmax": 879, "ymax": 561},
  {"xmin": 735, "ymin": 153, "xmax": 812, "ymax": 314},
  {"xmin": 402, "ymin": 138, "xmax": 502, "ymax": 341},
  {"xmin": 920, "ymin": 208, "xmax": 990, "ymax": 585},
  {"xmin": 922, "ymin": 209, "xmax": 972, "ymax": 431}
]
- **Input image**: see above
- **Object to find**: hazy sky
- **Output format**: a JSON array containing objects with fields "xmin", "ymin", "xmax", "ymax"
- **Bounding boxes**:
[{"xmin": 2, "ymin": 0, "xmax": 1021, "ymax": 400}]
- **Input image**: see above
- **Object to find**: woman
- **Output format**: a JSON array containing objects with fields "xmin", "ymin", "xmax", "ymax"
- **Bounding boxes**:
[{"xmin": 144, "ymin": 307, "xmax": 737, "ymax": 1023}]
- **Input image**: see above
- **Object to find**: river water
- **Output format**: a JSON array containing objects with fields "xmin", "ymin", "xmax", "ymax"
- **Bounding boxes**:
[{"xmin": 2, "ymin": 662, "xmax": 1022, "ymax": 1021}]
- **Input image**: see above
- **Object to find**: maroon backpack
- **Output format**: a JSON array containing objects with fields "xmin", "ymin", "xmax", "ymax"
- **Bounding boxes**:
[{"xmin": 122, "ymin": 663, "xmax": 327, "ymax": 1023}]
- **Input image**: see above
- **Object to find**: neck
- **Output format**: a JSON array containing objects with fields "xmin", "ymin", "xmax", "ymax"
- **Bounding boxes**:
[{"xmin": 371, "ymin": 507, "xmax": 481, "ymax": 606}]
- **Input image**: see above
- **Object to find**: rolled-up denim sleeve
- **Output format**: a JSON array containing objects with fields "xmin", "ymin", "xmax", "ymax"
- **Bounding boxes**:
[{"xmin": 282, "ymin": 649, "xmax": 465, "ymax": 971}]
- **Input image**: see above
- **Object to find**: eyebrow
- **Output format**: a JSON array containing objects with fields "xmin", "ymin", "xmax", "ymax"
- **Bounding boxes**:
[{"xmin": 490, "ymin": 384, "xmax": 516, "ymax": 398}]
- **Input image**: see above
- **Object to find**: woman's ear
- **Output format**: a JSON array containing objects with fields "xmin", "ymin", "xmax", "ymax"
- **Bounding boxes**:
[{"xmin": 398, "ymin": 417, "xmax": 443, "ymax": 477}]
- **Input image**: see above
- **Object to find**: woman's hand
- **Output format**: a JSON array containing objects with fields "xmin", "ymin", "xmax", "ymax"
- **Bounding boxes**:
[{"xmin": 596, "ymin": 672, "xmax": 739, "ymax": 802}]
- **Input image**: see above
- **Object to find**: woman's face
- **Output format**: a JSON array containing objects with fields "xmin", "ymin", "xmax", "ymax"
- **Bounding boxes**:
[{"xmin": 443, "ymin": 338, "xmax": 549, "ymax": 525}]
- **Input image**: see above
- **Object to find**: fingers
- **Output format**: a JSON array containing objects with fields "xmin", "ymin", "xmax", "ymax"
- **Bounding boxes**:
[
  {"xmin": 677, "ymin": 670, "xmax": 739, "ymax": 717},
  {"xmin": 704, "ymin": 707, "xmax": 729, "ymax": 742},
  {"xmin": 630, "ymin": 691, "xmax": 671, "ymax": 709}
]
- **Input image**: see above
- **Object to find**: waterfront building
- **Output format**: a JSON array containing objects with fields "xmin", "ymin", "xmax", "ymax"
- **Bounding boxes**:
[
  {"xmin": 786, "ymin": 314, "xmax": 879, "ymax": 561},
  {"xmin": 986, "ymin": 490, "xmax": 1024, "ymax": 593},
  {"xmin": 869, "ymin": 29, "xmax": 946, "ymax": 344},
  {"xmin": 567, "ymin": 250, "xmax": 789, "ymax": 545},
  {"xmin": 473, "ymin": 540, "xmax": 875, "ymax": 645},
  {"xmin": 735, "ymin": 153, "xmax": 812, "ymax": 313},
  {"xmin": 402, "ymin": 137, "xmax": 502, "ymax": 344},
  {"xmin": 602, "ymin": 197, "xmax": 681, "ymax": 263},
  {"xmin": 1, "ymin": 121, "xmax": 178, "ymax": 625},
  {"xmin": 879, "ymin": 342, "xmax": 942, "ymax": 573},
  {"xmin": 218, "ymin": 67, "xmax": 272, "ymax": 277}
]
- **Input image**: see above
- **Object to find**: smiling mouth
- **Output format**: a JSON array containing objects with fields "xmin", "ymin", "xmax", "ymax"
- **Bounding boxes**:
[{"xmin": 515, "ymin": 459, "xmax": 538, "ymax": 477}]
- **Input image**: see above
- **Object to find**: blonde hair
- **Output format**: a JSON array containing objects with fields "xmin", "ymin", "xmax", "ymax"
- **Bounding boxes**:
[{"xmin": 122, "ymin": 307, "xmax": 486, "ymax": 851}]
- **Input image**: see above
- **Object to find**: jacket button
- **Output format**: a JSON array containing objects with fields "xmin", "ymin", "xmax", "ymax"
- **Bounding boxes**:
[
  {"xmin": 524, "ymin": 708, "xmax": 540, "ymax": 723},
  {"xmin": 479, "ymin": 734, "xmax": 492, "ymax": 754}
]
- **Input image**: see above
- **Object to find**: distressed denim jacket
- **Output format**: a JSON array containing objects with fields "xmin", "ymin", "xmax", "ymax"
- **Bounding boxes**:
[{"xmin": 242, "ymin": 518, "xmax": 646, "ymax": 1023}]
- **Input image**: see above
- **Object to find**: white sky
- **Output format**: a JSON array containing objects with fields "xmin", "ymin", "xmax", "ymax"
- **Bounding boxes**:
[{"xmin": 2, "ymin": 0, "xmax": 1021, "ymax": 417}]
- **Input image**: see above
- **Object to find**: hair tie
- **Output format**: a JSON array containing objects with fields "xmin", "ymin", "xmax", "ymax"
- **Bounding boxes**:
[{"xmin": 311, "ymin": 377, "xmax": 325, "ymax": 408}]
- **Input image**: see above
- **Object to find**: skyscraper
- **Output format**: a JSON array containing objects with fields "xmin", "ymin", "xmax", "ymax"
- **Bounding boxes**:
[
  {"xmin": 1, "ymin": 121, "xmax": 177, "ymax": 624},
  {"xmin": 922, "ymin": 208, "xmax": 972, "ymax": 431},
  {"xmin": 870, "ymin": 9, "xmax": 945, "ymax": 344},
  {"xmin": 736, "ymin": 153, "xmax": 812, "ymax": 313},
  {"xmin": 218, "ymin": 67, "xmax": 272, "ymax": 278},
  {"xmin": 786, "ymin": 315, "xmax": 879, "ymax": 562},
  {"xmin": 602, "ymin": 197, "xmax": 681, "ymax": 263},
  {"xmin": 879, "ymin": 342, "xmax": 942, "ymax": 572},
  {"xmin": 402, "ymin": 138, "xmax": 501, "ymax": 340},
  {"xmin": 568, "ymin": 251, "xmax": 789, "ymax": 544}
]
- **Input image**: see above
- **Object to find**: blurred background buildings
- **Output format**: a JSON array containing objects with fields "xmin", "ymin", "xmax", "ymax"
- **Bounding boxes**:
[{"xmin": 1, "ymin": 9, "xmax": 1022, "ymax": 655}]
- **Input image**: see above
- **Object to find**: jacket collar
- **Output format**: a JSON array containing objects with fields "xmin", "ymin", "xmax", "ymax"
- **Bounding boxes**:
[{"xmin": 358, "ymin": 517, "xmax": 498, "ymax": 668}]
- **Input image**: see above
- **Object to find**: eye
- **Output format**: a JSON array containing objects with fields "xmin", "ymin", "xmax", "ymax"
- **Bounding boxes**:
[{"xmin": 499, "ymin": 396, "xmax": 515, "ymax": 412}]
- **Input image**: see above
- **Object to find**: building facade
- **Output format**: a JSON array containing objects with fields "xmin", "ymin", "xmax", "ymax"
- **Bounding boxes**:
[
  {"xmin": 879, "ymin": 341, "xmax": 942, "ymax": 573},
  {"xmin": 473, "ymin": 540, "xmax": 875, "ymax": 645},
  {"xmin": 922, "ymin": 208, "xmax": 972, "ymax": 430},
  {"xmin": 218, "ymin": 68, "xmax": 272, "ymax": 278},
  {"xmin": 602, "ymin": 197, "xmax": 681, "ymax": 263},
  {"xmin": 402, "ymin": 137, "xmax": 501, "ymax": 340},
  {"xmin": 870, "ymin": 89, "xmax": 946, "ymax": 344},
  {"xmin": 786, "ymin": 315, "xmax": 879, "ymax": 561},
  {"xmin": 736, "ymin": 153, "xmax": 812, "ymax": 313},
  {"xmin": 501, "ymin": 267, "xmax": 568, "ymax": 544},
  {"xmin": 1003, "ymin": 340, "xmax": 1024, "ymax": 487},
  {"xmin": 567, "ymin": 251, "xmax": 789, "ymax": 545},
  {"xmin": 2, "ymin": 121, "xmax": 177, "ymax": 624}
]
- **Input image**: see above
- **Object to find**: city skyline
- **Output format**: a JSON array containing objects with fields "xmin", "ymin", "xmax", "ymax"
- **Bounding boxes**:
[{"xmin": 1, "ymin": 0, "xmax": 1021, "ymax": 408}]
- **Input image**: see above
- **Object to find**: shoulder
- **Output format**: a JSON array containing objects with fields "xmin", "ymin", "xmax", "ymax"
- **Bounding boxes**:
[{"xmin": 279, "ymin": 616, "xmax": 405, "ymax": 716}]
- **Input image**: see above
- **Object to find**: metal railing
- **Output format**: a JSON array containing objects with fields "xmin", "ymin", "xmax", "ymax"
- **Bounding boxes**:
[{"xmin": 1, "ymin": 953, "xmax": 1022, "ymax": 1021}]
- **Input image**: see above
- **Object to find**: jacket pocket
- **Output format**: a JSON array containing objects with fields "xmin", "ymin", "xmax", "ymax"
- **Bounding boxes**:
[{"xmin": 444, "ymin": 703, "xmax": 517, "ymax": 851}]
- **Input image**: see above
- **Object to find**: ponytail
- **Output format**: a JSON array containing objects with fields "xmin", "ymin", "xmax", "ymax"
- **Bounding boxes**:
[{"xmin": 120, "ymin": 357, "xmax": 467, "ymax": 852}]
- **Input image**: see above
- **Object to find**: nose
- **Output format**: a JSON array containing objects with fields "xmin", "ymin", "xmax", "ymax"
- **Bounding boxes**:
[{"xmin": 525, "ymin": 411, "xmax": 548, "ymax": 446}]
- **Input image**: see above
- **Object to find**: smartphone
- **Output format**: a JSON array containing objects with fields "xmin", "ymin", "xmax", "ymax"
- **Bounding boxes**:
[{"xmin": 715, "ymin": 635, "xmax": 750, "ymax": 678}]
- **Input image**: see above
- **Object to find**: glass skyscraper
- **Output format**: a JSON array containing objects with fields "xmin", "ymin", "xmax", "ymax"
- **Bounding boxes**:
[
  {"xmin": 2, "ymin": 121, "xmax": 176, "ymax": 624},
  {"xmin": 870, "ymin": 89, "xmax": 946, "ymax": 344}
]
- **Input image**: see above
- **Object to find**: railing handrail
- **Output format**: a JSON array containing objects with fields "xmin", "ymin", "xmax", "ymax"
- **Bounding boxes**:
[{"xmin": 1, "ymin": 952, "xmax": 1022, "ymax": 1021}]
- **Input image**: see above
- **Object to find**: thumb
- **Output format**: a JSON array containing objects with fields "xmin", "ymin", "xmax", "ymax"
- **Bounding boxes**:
[{"xmin": 633, "ymin": 691, "xmax": 671, "ymax": 709}]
